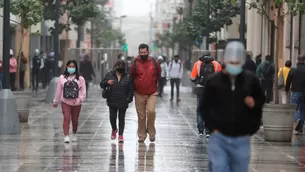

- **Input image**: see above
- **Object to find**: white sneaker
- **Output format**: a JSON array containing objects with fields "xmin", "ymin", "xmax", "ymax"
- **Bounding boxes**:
[
  {"xmin": 72, "ymin": 134, "xmax": 77, "ymax": 142},
  {"xmin": 64, "ymin": 136, "xmax": 70, "ymax": 143}
]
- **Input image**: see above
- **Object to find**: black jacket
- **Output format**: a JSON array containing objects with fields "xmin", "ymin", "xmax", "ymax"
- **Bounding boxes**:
[
  {"xmin": 80, "ymin": 60, "xmax": 95, "ymax": 81},
  {"xmin": 243, "ymin": 58, "xmax": 257, "ymax": 74},
  {"xmin": 285, "ymin": 63, "xmax": 305, "ymax": 92},
  {"xmin": 100, "ymin": 71, "xmax": 134, "ymax": 109},
  {"xmin": 199, "ymin": 71, "xmax": 265, "ymax": 136}
]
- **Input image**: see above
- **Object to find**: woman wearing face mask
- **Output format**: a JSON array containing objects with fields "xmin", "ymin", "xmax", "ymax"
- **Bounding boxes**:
[
  {"xmin": 52, "ymin": 60, "xmax": 86, "ymax": 143},
  {"xmin": 100, "ymin": 60, "xmax": 134, "ymax": 142}
]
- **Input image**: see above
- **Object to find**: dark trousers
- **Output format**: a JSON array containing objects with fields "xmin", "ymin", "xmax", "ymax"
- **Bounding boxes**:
[
  {"xmin": 42, "ymin": 69, "xmax": 48, "ymax": 89},
  {"xmin": 109, "ymin": 107, "xmax": 127, "ymax": 135},
  {"xmin": 32, "ymin": 69, "xmax": 40, "ymax": 91},
  {"xmin": 261, "ymin": 79, "xmax": 273, "ymax": 103},
  {"xmin": 85, "ymin": 81, "xmax": 90, "ymax": 97},
  {"xmin": 158, "ymin": 77, "xmax": 166, "ymax": 97},
  {"xmin": 19, "ymin": 70, "xmax": 25, "ymax": 89},
  {"xmin": 10, "ymin": 72, "xmax": 16, "ymax": 91},
  {"xmin": 170, "ymin": 78, "xmax": 180, "ymax": 99}
]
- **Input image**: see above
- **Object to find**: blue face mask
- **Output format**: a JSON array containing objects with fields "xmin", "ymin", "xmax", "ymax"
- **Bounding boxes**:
[
  {"xmin": 226, "ymin": 64, "xmax": 243, "ymax": 76},
  {"xmin": 67, "ymin": 67, "xmax": 76, "ymax": 74}
]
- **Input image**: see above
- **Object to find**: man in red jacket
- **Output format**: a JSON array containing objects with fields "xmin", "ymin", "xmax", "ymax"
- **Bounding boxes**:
[{"xmin": 130, "ymin": 43, "xmax": 161, "ymax": 142}]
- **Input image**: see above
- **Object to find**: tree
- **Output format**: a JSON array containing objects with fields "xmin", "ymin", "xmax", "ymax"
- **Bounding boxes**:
[
  {"xmin": 1, "ymin": 0, "xmax": 44, "ymax": 88},
  {"xmin": 43, "ymin": 0, "xmax": 101, "ymax": 48},
  {"xmin": 190, "ymin": 0, "xmax": 239, "ymax": 42}
]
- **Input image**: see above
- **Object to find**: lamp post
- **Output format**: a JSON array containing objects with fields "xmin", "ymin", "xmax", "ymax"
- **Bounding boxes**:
[
  {"xmin": 119, "ymin": 15, "xmax": 127, "ymax": 33},
  {"xmin": 288, "ymin": 4, "xmax": 294, "ymax": 61},
  {"xmin": 240, "ymin": 0, "xmax": 246, "ymax": 46},
  {"xmin": 0, "ymin": 0, "xmax": 20, "ymax": 134},
  {"xmin": 205, "ymin": 0, "xmax": 210, "ymax": 50},
  {"xmin": 45, "ymin": 0, "xmax": 60, "ymax": 103}
]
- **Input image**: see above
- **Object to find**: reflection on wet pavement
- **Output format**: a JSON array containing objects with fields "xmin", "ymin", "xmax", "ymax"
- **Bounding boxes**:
[{"xmin": 0, "ymin": 86, "xmax": 305, "ymax": 171}]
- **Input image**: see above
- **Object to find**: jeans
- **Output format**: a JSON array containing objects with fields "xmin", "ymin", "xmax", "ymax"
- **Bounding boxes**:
[
  {"xmin": 31, "ymin": 69, "xmax": 40, "ymax": 91},
  {"xmin": 261, "ymin": 79, "xmax": 273, "ymax": 103},
  {"xmin": 0, "ymin": 72, "xmax": 2, "ymax": 90},
  {"xmin": 158, "ymin": 77, "xmax": 166, "ymax": 97},
  {"xmin": 20, "ymin": 70, "xmax": 25, "ymax": 89},
  {"xmin": 290, "ymin": 92, "xmax": 305, "ymax": 131},
  {"xmin": 109, "ymin": 107, "xmax": 127, "ymax": 135},
  {"xmin": 208, "ymin": 132, "xmax": 250, "ymax": 172},
  {"xmin": 170, "ymin": 78, "xmax": 180, "ymax": 99},
  {"xmin": 61, "ymin": 102, "xmax": 82, "ymax": 136},
  {"xmin": 197, "ymin": 95, "xmax": 209, "ymax": 134}
]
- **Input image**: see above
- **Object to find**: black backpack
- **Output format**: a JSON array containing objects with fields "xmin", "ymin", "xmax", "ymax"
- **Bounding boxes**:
[
  {"xmin": 32, "ymin": 56, "xmax": 41, "ymax": 69},
  {"xmin": 63, "ymin": 77, "xmax": 79, "ymax": 98},
  {"xmin": 198, "ymin": 61, "xmax": 214, "ymax": 85},
  {"xmin": 262, "ymin": 62, "xmax": 273, "ymax": 80}
]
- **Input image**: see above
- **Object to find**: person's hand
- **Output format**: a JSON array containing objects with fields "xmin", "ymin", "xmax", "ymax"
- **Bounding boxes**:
[
  {"xmin": 107, "ymin": 80, "xmax": 114, "ymax": 85},
  {"xmin": 244, "ymin": 96, "xmax": 255, "ymax": 108},
  {"xmin": 52, "ymin": 102, "xmax": 58, "ymax": 108}
]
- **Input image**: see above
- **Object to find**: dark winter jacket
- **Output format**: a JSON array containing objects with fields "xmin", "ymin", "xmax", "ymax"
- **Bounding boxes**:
[
  {"xmin": 80, "ymin": 60, "xmax": 95, "ymax": 81},
  {"xmin": 243, "ymin": 58, "xmax": 257, "ymax": 74},
  {"xmin": 285, "ymin": 63, "xmax": 305, "ymax": 92},
  {"xmin": 100, "ymin": 70, "xmax": 134, "ymax": 109},
  {"xmin": 199, "ymin": 71, "xmax": 265, "ymax": 137}
]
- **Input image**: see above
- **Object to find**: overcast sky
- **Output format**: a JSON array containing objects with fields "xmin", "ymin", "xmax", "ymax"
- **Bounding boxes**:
[{"xmin": 121, "ymin": 0, "xmax": 155, "ymax": 17}]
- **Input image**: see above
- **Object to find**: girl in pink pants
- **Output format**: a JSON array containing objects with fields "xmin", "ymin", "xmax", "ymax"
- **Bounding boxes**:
[{"xmin": 53, "ymin": 60, "xmax": 86, "ymax": 143}]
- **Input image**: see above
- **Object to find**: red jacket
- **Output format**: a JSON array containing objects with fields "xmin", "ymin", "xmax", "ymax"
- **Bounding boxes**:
[
  {"xmin": 130, "ymin": 56, "xmax": 161, "ymax": 95},
  {"xmin": 0, "ymin": 60, "xmax": 2, "ymax": 72}
]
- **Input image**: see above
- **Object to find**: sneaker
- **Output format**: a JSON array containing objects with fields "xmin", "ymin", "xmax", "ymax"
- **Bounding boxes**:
[
  {"xmin": 198, "ymin": 132, "xmax": 204, "ymax": 136},
  {"xmin": 205, "ymin": 134, "xmax": 210, "ymax": 139},
  {"xmin": 64, "ymin": 136, "xmax": 70, "ymax": 143},
  {"xmin": 138, "ymin": 138, "xmax": 145, "ymax": 142},
  {"xmin": 71, "ymin": 134, "xmax": 77, "ymax": 142},
  {"xmin": 177, "ymin": 98, "xmax": 181, "ymax": 102},
  {"xmin": 111, "ymin": 130, "xmax": 117, "ymax": 140},
  {"xmin": 150, "ymin": 136, "xmax": 155, "ymax": 142},
  {"xmin": 118, "ymin": 135, "xmax": 124, "ymax": 143}
]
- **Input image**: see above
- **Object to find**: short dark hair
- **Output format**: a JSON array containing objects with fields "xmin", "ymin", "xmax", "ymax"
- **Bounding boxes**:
[
  {"xmin": 174, "ymin": 55, "xmax": 179, "ymax": 58},
  {"xmin": 117, "ymin": 54, "xmax": 123, "ymax": 59},
  {"xmin": 138, "ymin": 43, "xmax": 149, "ymax": 51},
  {"xmin": 285, "ymin": 60, "xmax": 292, "ymax": 67},
  {"xmin": 114, "ymin": 59, "xmax": 126, "ymax": 68},
  {"xmin": 265, "ymin": 55, "xmax": 272, "ymax": 61}
]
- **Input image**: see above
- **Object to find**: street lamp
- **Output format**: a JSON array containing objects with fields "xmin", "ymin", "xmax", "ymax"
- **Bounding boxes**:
[
  {"xmin": 0, "ymin": 0, "xmax": 20, "ymax": 134},
  {"xmin": 118, "ymin": 15, "xmax": 127, "ymax": 33},
  {"xmin": 45, "ymin": 0, "xmax": 60, "ymax": 103}
]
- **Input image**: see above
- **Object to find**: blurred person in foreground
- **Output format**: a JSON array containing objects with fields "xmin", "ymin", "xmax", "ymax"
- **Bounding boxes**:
[{"xmin": 200, "ymin": 41, "xmax": 265, "ymax": 172}]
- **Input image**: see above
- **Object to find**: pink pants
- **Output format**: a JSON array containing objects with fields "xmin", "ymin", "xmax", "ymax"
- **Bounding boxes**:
[{"xmin": 61, "ymin": 102, "xmax": 82, "ymax": 135}]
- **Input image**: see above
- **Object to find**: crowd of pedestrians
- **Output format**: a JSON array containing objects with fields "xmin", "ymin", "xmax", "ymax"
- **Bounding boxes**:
[{"xmin": 47, "ymin": 41, "xmax": 305, "ymax": 172}]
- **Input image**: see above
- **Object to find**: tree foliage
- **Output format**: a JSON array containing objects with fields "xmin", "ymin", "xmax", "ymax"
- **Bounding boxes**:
[
  {"xmin": 42, "ymin": 0, "xmax": 102, "ymax": 34},
  {"xmin": 1, "ymin": 0, "xmax": 44, "ymax": 29},
  {"xmin": 90, "ymin": 12, "xmax": 126, "ymax": 48}
]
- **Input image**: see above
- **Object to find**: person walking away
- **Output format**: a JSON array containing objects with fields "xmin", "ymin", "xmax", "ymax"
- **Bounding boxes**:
[
  {"xmin": 100, "ymin": 60, "xmax": 134, "ymax": 142},
  {"xmin": 200, "ymin": 41, "xmax": 265, "ymax": 172},
  {"xmin": 19, "ymin": 52, "xmax": 28, "ymax": 90},
  {"xmin": 190, "ymin": 52, "xmax": 222, "ymax": 139},
  {"xmin": 52, "ymin": 60, "xmax": 86, "ymax": 143},
  {"xmin": 45, "ymin": 51, "xmax": 55, "ymax": 84},
  {"xmin": 168, "ymin": 55, "xmax": 183, "ymax": 102},
  {"xmin": 157, "ymin": 56, "xmax": 167, "ymax": 98},
  {"xmin": 126, "ymin": 56, "xmax": 133, "ymax": 73},
  {"xmin": 0, "ymin": 57, "xmax": 3, "ymax": 90},
  {"xmin": 285, "ymin": 56, "xmax": 305, "ymax": 134},
  {"xmin": 41, "ymin": 51, "xmax": 48, "ymax": 89},
  {"xmin": 243, "ymin": 53, "xmax": 257, "ymax": 74},
  {"xmin": 9, "ymin": 49, "xmax": 17, "ymax": 91},
  {"xmin": 130, "ymin": 43, "xmax": 161, "ymax": 142},
  {"xmin": 278, "ymin": 60, "xmax": 291, "ymax": 104},
  {"xmin": 255, "ymin": 54, "xmax": 262, "ymax": 66},
  {"xmin": 80, "ymin": 55, "xmax": 95, "ymax": 97},
  {"xmin": 31, "ymin": 49, "xmax": 43, "ymax": 93},
  {"xmin": 256, "ymin": 55, "xmax": 275, "ymax": 103}
]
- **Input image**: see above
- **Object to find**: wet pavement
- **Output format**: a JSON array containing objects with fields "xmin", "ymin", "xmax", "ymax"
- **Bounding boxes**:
[{"xmin": 1, "ymin": 86, "xmax": 305, "ymax": 171}]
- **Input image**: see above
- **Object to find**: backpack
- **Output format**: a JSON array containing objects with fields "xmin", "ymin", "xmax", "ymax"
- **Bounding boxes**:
[
  {"xmin": 169, "ymin": 61, "xmax": 182, "ymax": 72},
  {"xmin": 198, "ymin": 61, "xmax": 215, "ymax": 85},
  {"xmin": 262, "ymin": 62, "xmax": 273, "ymax": 80},
  {"xmin": 133, "ymin": 58, "xmax": 158, "ymax": 84},
  {"xmin": 63, "ymin": 77, "xmax": 79, "ymax": 98},
  {"xmin": 32, "ymin": 56, "xmax": 41, "ymax": 69}
]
